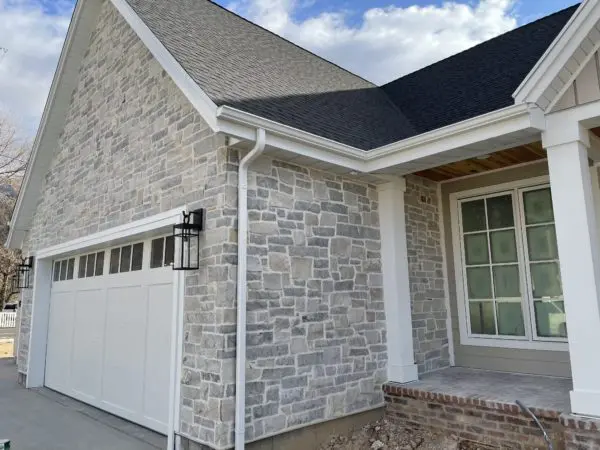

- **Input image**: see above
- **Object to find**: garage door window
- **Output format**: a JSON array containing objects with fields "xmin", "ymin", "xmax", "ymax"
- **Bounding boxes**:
[
  {"xmin": 109, "ymin": 243, "xmax": 144, "ymax": 274},
  {"xmin": 150, "ymin": 236, "xmax": 175, "ymax": 269},
  {"xmin": 78, "ymin": 252, "xmax": 105, "ymax": 278},
  {"xmin": 53, "ymin": 258, "xmax": 75, "ymax": 282}
]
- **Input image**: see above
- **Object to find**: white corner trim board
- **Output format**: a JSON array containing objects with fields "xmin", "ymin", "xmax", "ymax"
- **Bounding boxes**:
[{"xmin": 109, "ymin": 0, "xmax": 218, "ymax": 130}]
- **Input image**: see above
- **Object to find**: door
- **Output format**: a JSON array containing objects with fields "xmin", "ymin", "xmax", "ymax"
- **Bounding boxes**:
[{"xmin": 44, "ymin": 237, "xmax": 175, "ymax": 434}]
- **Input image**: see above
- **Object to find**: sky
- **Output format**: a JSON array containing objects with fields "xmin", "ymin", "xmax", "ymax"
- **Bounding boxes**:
[{"xmin": 0, "ymin": 0, "xmax": 578, "ymax": 137}]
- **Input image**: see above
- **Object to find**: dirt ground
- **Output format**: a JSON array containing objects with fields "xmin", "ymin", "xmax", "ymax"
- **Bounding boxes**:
[
  {"xmin": 319, "ymin": 419, "xmax": 495, "ymax": 450},
  {"xmin": 0, "ymin": 340, "xmax": 14, "ymax": 358}
]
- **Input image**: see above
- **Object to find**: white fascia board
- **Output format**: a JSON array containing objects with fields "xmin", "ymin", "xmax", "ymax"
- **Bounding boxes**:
[
  {"xmin": 365, "ymin": 104, "xmax": 543, "ymax": 172},
  {"xmin": 216, "ymin": 106, "xmax": 366, "ymax": 171},
  {"xmin": 7, "ymin": 0, "xmax": 101, "ymax": 250},
  {"xmin": 110, "ymin": 0, "xmax": 218, "ymax": 130},
  {"xmin": 513, "ymin": 0, "xmax": 597, "ymax": 104},
  {"xmin": 216, "ymin": 103, "xmax": 543, "ymax": 174}
]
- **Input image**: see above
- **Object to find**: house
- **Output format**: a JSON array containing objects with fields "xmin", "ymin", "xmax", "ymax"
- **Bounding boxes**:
[{"xmin": 7, "ymin": 0, "xmax": 600, "ymax": 448}]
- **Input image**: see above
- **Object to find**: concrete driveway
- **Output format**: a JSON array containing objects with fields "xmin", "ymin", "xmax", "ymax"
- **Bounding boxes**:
[{"xmin": 0, "ymin": 358, "xmax": 166, "ymax": 450}]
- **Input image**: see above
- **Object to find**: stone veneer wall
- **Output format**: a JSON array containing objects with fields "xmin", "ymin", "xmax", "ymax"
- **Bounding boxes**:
[
  {"xmin": 18, "ymin": 2, "xmax": 238, "ymax": 448},
  {"xmin": 404, "ymin": 176, "xmax": 450, "ymax": 374},
  {"xmin": 237, "ymin": 157, "xmax": 387, "ymax": 444}
]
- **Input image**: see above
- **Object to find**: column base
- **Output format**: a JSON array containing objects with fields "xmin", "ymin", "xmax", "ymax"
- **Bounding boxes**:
[
  {"xmin": 388, "ymin": 363, "xmax": 419, "ymax": 383},
  {"xmin": 571, "ymin": 389, "xmax": 600, "ymax": 417}
]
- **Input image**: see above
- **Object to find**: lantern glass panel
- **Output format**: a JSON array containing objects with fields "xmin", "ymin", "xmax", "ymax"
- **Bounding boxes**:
[{"xmin": 172, "ymin": 211, "xmax": 202, "ymax": 270}]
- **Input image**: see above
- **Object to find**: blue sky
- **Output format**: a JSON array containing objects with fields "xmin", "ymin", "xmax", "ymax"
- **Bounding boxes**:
[
  {"xmin": 0, "ymin": 0, "xmax": 580, "ymax": 136},
  {"xmin": 251, "ymin": 0, "xmax": 577, "ymax": 25}
]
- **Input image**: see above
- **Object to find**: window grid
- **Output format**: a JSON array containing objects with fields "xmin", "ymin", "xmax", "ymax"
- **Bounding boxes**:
[
  {"xmin": 460, "ymin": 192, "xmax": 525, "ymax": 339},
  {"xmin": 518, "ymin": 186, "xmax": 566, "ymax": 342},
  {"xmin": 78, "ymin": 251, "xmax": 106, "ymax": 278},
  {"xmin": 150, "ymin": 236, "xmax": 175, "ymax": 269},
  {"xmin": 458, "ymin": 184, "xmax": 567, "ymax": 345},
  {"xmin": 53, "ymin": 258, "xmax": 76, "ymax": 282},
  {"xmin": 109, "ymin": 242, "xmax": 144, "ymax": 274}
]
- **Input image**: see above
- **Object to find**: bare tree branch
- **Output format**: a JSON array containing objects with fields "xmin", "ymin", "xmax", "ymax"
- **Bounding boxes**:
[{"xmin": 0, "ymin": 114, "xmax": 32, "ymax": 308}]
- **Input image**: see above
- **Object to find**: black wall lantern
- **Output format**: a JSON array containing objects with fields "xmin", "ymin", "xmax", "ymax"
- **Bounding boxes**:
[
  {"xmin": 173, "ymin": 210, "xmax": 204, "ymax": 270},
  {"xmin": 11, "ymin": 256, "xmax": 34, "ymax": 292}
]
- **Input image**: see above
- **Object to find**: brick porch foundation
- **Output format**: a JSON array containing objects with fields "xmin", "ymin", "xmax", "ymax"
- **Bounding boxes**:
[{"xmin": 384, "ymin": 383, "xmax": 600, "ymax": 450}]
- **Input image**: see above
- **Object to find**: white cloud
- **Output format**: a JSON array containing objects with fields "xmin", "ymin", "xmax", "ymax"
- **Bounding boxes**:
[
  {"xmin": 228, "ymin": 0, "xmax": 518, "ymax": 85},
  {"xmin": 0, "ymin": 0, "xmax": 71, "ymax": 136}
]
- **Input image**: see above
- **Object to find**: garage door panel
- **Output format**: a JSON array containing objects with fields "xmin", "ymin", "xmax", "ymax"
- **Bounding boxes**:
[
  {"xmin": 143, "ymin": 283, "xmax": 173, "ymax": 425},
  {"xmin": 70, "ymin": 288, "xmax": 106, "ymax": 401},
  {"xmin": 45, "ymin": 291, "xmax": 76, "ymax": 392},
  {"xmin": 45, "ymin": 239, "xmax": 174, "ymax": 435},
  {"xmin": 102, "ymin": 285, "xmax": 147, "ymax": 415}
]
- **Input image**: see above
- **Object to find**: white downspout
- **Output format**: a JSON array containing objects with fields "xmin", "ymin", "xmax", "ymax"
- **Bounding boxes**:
[{"xmin": 235, "ymin": 128, "xmax": 266, "ymax": 450}]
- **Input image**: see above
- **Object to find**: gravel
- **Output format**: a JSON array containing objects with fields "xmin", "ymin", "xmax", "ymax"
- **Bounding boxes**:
[{"xmin": 319, "ymin": 419, "xmax": 498, "ymax": 450}]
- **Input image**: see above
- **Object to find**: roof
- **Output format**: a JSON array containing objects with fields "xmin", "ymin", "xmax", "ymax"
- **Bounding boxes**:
[
  {"xmin": 382, "ymin": 4, "xmax": 579, "ymax": 136},
  {"xmin": 125, "ymin": 0, "xmax": 416, "ymax": 150},
  {"xmin": 125, "ymin": 0, "xmax": 578, "ymax": 150}
]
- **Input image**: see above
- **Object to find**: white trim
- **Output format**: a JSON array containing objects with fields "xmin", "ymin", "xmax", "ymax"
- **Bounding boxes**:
[
  {"xmin": 449, "ymin": 175, "xmax": 570, "ymax": 352},
  {"xmin": 377, "ymin": 178, "xmax": 419, "ymax": 383},
  {"xmin": 35, "ymin": 207, "xmax": 184, "ymax": 259},
  {"xmin": 437, "ymin": 182, "xmax": 455, "ymax": 366},
  {"xmin": 366, "ymin": 104, "xmax": 543, "ymax": 164},
  {"xmin": 109, "ymin": 0, "xmax": 218, "ymax": 131},
  {"xmin": 547, "ymin": 41, "xmax": 600, "ymax": 112},
  {"xmin": 216, "ymin": 104, "xmax": 544, "ymax": 174},
  {"xmin": 513, "ymin": 0, "xmax": 599, "ymax": 107}
]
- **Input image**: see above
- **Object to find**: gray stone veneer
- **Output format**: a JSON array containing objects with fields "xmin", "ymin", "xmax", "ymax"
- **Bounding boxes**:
[
  {"xmin": 405, "ymin": 175, "xmax": 450, "ymax": 374},
  {"xmin": 238, "ymin": 157, "xmax": 387, "ymax": 443}
]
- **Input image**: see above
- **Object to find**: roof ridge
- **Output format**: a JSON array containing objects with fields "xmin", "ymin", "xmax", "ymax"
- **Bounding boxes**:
[
  {"xmin": 205, "ymin": 0, "xmax": 377, "ymax": 87},
  {"xmin": 381, "ymin": 2, "xmax": 581, "ymax": 87}
]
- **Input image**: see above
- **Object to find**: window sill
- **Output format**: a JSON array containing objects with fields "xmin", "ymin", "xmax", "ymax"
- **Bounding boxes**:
[{"xmin": 460, "ymin": 335, "xmax": 569, "ymax": 352}]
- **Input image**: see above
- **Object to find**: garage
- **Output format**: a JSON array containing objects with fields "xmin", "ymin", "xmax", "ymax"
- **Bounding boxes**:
[{"xmin": 44, "ymin": 235, "xmax": 176, "ymax": 434}]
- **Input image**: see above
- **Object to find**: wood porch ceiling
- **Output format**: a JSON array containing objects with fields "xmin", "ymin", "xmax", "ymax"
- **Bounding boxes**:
[{"xmin": 414, "ymin": 141, "xmax": 546, "ymax": 182}]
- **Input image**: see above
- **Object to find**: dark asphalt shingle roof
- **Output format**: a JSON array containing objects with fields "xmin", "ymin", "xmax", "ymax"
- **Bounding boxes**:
[
  {"xmin": 382, "ymin": 5, "xmax": 579, "ymax": 135},
  {"xmin": 124, "ymin": 0, "xmax": 578, "ymax": 150}
]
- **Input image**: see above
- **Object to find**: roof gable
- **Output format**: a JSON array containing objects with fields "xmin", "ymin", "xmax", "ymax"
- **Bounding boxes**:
[
  {"xmin": 124, "ymin": 0, "xmax": 416, "ymax": 150},
  {"xmin": 513, "ymin": 0, "xmax": 600, "ymax": 111}
]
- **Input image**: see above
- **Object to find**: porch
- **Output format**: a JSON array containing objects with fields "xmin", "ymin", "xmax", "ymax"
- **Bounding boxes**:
[{"xmin": 383, "ymin": 368, "xmax": 600, "ymax": 449}]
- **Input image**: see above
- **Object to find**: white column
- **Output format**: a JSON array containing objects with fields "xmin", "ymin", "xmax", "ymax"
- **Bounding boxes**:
[
  {"xmin": 378, "ymin": 178, "xmax": 418, "ymax": 383},
  {"xmin": 543, "ymin": 122, "xmax": 600, "ymax": 417}
]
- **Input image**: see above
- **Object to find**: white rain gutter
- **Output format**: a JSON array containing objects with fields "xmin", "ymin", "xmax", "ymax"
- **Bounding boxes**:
[{"xmin": 235, "ymin": 128, "xmax": 266, "ymax": 450}]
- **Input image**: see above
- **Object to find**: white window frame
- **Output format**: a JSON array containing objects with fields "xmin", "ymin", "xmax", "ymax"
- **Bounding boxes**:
[{"xmin": 450, "ymin": 175, "xmax": 569, "ymax": 351}]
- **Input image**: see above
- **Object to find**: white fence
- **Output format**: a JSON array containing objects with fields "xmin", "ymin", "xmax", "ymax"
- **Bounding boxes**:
[{"xmin": 0, "ymin": 312, "xmax": 16, "ymax": 328}]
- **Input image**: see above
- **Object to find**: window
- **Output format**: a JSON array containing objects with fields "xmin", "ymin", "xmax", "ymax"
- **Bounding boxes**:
[
  {"xmin": 150, "ymin": 236, "xmax": 175, "ymax": 268},
  {"xmin": 456, "ymin": 183, "xmax": 566, "ymax": 347},
  {"xmin": 109, "ymin": 243, "xmax": 144, "ymax": 274},
  {"xmin": 78, "ymin": 251, "xmax": 105, "ymax": 278},
  {"xmin": 53, "ymin": 258, "xmax": 75, "ymax": 282}
]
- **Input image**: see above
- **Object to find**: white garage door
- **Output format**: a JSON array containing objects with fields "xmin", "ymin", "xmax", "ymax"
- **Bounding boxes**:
[{"xmin": 44, "ymin": 236, "xmax": 176, "ymax": 434}]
